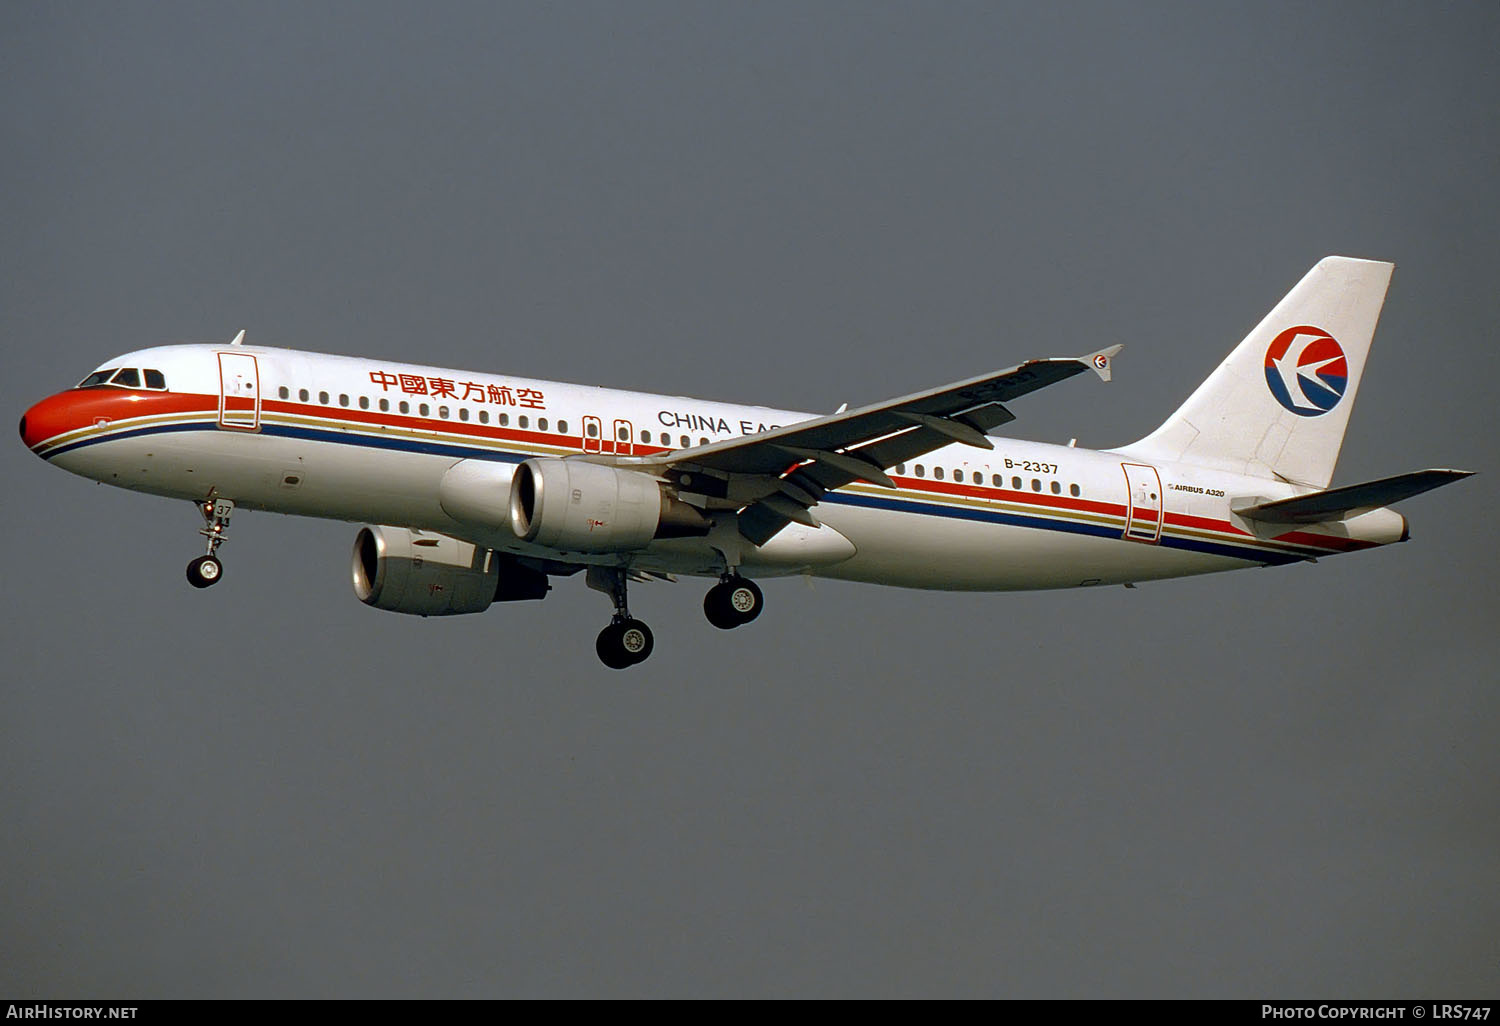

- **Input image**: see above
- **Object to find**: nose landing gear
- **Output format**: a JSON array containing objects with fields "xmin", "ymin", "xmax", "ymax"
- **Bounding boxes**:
[
  {"xmin": 186, "ymin": 554, "xmax": 223, "ymax": 588},
  {"xmin": 186, "ymin": 498, "xmax": 234, "ymax": 589}
]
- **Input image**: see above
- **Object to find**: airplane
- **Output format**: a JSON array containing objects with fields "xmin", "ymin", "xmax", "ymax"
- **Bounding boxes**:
[{"xmin": 18, "ymin": 256, "xmax": 1472, "ymax": 668}]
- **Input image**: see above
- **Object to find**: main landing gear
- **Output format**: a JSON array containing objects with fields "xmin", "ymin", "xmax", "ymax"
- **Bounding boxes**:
[
  {"xmin": 703, "ymin": 575, "xmax": 763, "ymax": 630},
  {"xmin": 186, "ymin": 498, "xmax": 234, "ymax": 589},
  {"xmin": 586, "ymin": 567, "xmax": 766, "ymax": 668},
  {"xmin": 587, "ymin": 567, "xmax": 655, "ymax": 670}
]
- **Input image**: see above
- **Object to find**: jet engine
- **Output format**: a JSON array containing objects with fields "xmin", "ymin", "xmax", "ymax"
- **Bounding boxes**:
[
  {"xmin": 352, "ymin": 526, "xmax": 547, "ymax": 616},
  {"xmin": 506, "ymin": 457, "xmax": 709, "ymax": 553}
]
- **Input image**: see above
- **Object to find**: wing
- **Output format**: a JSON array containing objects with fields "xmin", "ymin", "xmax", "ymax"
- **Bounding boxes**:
[{"xmin": 627, "ymin": 345, "xmax": 1121, "ymax": 544}]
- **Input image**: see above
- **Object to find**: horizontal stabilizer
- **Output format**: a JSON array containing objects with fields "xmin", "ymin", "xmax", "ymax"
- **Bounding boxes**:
[{"xmin": 1233, "ymin": 469, "xmax": 1474, "ymax": 523}]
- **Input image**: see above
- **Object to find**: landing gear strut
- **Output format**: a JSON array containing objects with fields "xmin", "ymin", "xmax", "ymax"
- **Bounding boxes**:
[
  {"xmin": 587, "ymin": 567, "xmax": 654, "ymax": 669},
  {"xmin": 704, "ymin": 574, "xmax": 763, "ymax": 630},
  {"xmin": 187, "ymin": 498, "xmax": 234, "ymax": 589}
]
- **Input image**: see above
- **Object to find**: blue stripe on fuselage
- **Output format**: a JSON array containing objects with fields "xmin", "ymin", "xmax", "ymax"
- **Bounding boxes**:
[{"xmin": 822, "ymin": 491, "xmax": 1301, "ymax": 566}]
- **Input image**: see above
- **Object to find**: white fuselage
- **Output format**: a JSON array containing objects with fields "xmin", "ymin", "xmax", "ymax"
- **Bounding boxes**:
[{"xmin": 25, "ymin": 343, "xmax": 1406, "ymax": 590}]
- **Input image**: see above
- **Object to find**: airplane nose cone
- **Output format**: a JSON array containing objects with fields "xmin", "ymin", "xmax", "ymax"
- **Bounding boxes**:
[
  {"xmin": 20, "ymin": 392, "xmax": 80, "ymax": 453},
  {"xmin": 19, "ymin": 403, "xmax": 43, "ymax": 450}
]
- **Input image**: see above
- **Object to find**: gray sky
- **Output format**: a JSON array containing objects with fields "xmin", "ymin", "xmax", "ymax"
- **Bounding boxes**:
[{"xmin": 3, "ymin": 0, "xmax": 1496, "ymax": 998}]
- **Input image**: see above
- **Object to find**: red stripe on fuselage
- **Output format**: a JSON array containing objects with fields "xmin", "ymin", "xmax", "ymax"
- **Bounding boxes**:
[{"xmin": 890, "ymin": 473, "xmax": 1125, "ymax": 518}]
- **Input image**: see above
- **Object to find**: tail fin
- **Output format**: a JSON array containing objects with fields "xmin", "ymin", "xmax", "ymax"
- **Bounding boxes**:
[{"xmin": 1118, "ymin": 256, "xmax": 1394, "ymax": 488}]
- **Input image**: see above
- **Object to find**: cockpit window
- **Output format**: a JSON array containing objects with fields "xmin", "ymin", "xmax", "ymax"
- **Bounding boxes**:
[{"xmin": 76, "ymin": 367, "xmax": 168, "ymax": 391}]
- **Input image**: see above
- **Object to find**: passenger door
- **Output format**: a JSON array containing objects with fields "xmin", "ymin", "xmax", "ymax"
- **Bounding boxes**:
[
  {"xmin": 217, "ymin": 352, "xmax": 261, "ymax": 431},
  {"xmin": 1121, "ymin": 462, "xmax": 1163, "ymax": 542}
]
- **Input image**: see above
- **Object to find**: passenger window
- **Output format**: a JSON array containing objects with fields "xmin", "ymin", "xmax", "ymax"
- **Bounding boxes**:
[
  {"xmin": 699, "ymin": 437, "xmax": 708, "ymax": 446},
  {"xmin": 973, "ymin": 471, "xmax": 983, "ymax": 485},
  {"xmin": 1070, "ymin": 483, "xmax": 1081, "ymax": 497},
  {"xmin": 520, "ymin": 415, "xmax": 530, "ymax": 429},
  {"xmin": 359, "ymin": 396, "xmax": 369, "ymax": 409},
  {"xmin": 144, "ymin": 369, "xmax": 166, "ymax": 390},
  {"xmin": 1012, "ymin": 476, "xmax": 1022, "ymax": 489},
  {"xmin": 278, "ymin": 386, "xmax": 290, "ymax": 399},
  {"xmin": 459, "ymin": 408, "xmax": 469, "ymax": 421},
  {"xmin": 379, "ymin": 398, "xmax": 389, "ymax": 412},
  {"xmin": 439, "ymin": 406, "xmax": 449, "ymax": 419},
  {"xmin": 299, "ymin": 389, "xmax": 310, "ymax": 402},
  {"xmin": 617, "ymin": 426, "xmax": 628, "ymax": 441},
  {"xmin": 112, "ymin": 368, "xmax": 140, "ymax": 387},
  {"xmin": 915, "ymin": 465, "xmax": 925, "ymax": 478},
  {"xmin": 586, "ymin": 421, "xmax": 598, "ymax": 437},
  {"xmin": 1051, "ymin": 481, "xmax": 1061, "ymax": 494},
  {"xmin": 895, "ymin": 464, "xmax": 906, "ymax": 475},
  {"xmin": 934, "ymin": 467, "xmax": 945, "ymax": 481},
  {"xmin": 539, "ymin": 418, "xmax": 548, "ymax": 431},
  {"xmin": 399, "ymin": 400, "xmax": 409, "ymax": 414},
  {"xmin": 419, "ymin": 403, "xmax": 430, "ymax": 416},
  {"xmin": 479, "ymin": 410, "xmax": 489, "ymax": 424},
  {"xmin": 558, "ymin": 420, "xmax": 568, "ymax": 434},
  {"xmin": 992, "ymin": 474, "xmax": 1002, "ymax": 487},
  {"xmin": 1031, "ymin": 479, "xmax": 1041, "ymax": 492},
  {"xmin": 640, "ymin": 430, "xmax": 650, "ymax": 443},
  {"xmin": 660, "ymin": 432, "xmax": 670, "ymax": 445},
  {"xmin": 339, "ymin": 394, "xmax": 349, "ymax": 407},
  {"xmin": 499, "ymin": 413, "xmax": 509, "ymax": 426},
  {"xmin": 681, "ymin": 435, "xmax": 690, "ymax": 448},
  {"xmin": 319, "ymin": 391, "xmax": 330, "ymax": 404}
]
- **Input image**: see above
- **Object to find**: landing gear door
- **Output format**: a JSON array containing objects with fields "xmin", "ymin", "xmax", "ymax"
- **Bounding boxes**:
[
  {"xmin": 217, "ymin": 352, "xmax": 261, "ymax": 431},
  {"xmin": 1121, "ymin": 462, "xmax": 1163, "ymax": 543}
]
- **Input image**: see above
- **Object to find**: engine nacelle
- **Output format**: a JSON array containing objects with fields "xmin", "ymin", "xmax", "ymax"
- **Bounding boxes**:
[
  {"xmin": 508, "ymin": 457, "xmax": 708, "ymax": 553},
  {"xmin": 352, "ymin": 526, "xmax": 499, "ymax": 616},
  {"xmin": 438, "ymin": 459, "xmax": 515, "ymax": 530}
]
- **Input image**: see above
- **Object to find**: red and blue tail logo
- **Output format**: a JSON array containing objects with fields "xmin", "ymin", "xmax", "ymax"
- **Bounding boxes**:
[{"xmin": 1264, "ymin": 325, "xmax": 1347, "ymax": 417}]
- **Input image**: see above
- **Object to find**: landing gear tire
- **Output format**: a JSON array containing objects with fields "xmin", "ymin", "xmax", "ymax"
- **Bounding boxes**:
[
  {"xmin": 704, "ymin": 577, "xmax": 763, "ymax": 630},
  {"xmin": 186, "ymin": 555, "xmax": 224, "ymax": 589},
  {"xmin": 597, "ymin": 619, "xmax": 654, "ymax": 669}
]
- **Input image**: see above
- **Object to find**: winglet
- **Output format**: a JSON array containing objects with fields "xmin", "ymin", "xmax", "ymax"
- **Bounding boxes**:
[{"xmin": 1083, "ymin": 345, "xmax": 1122, "ymax": 382}]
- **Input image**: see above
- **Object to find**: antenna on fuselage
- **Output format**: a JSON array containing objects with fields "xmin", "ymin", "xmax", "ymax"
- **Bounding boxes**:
[{"xmin": 229, "ymin": 330, "xmax": 246, "ymax": 346}]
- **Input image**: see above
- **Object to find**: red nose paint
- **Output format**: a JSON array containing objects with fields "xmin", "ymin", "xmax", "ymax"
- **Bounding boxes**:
[{"xmin": 20, "ymin": 389, "xmax": 170, "ymax": 451}]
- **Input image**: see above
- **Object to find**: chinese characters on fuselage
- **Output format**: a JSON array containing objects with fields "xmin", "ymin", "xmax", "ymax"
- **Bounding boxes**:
[{"xmin": 369, "ymin": 371, "xmax": 544, "ymax": 409}]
